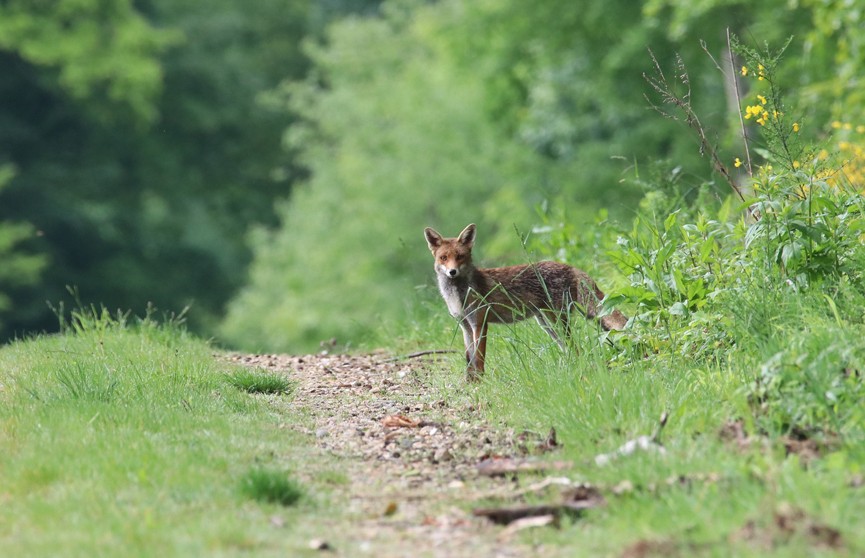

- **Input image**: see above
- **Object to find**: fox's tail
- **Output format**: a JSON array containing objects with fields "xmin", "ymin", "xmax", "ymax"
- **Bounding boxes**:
[
  {"xmin": 600, "ymin": 309, "xmax": 628, "ymax": 331},
  {"xmin": 571, "ymin": 268, "xmax": 628, "ymax": 331}
]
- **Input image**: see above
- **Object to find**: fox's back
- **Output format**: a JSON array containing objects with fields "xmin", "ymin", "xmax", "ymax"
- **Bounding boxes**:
[{"xmin": 473, "ymin": 261, "xmax": 604, "ymax": 323}]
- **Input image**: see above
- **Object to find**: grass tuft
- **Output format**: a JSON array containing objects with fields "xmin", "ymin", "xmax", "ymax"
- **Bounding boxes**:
[
  {"xmin": 225, "ymin": 369, "xmax": 294, "ymax": 395},
  {"xmin": 240, "ymin": 467, "xmax": 303, "ymax": 507}
]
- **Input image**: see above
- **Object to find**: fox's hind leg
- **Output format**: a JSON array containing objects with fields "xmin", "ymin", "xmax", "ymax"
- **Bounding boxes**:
[{"xmin": 459, "ymin": 319, "xmax": 474, "ymax": 365}]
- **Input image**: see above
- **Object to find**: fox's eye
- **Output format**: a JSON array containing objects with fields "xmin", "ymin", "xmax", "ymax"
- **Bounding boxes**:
[{"xmin": 439, "ymin": 255, "xmax": 447, "ymax": 262}]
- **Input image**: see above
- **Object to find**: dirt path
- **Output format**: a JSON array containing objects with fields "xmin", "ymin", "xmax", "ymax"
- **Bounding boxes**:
[{"xmin": 228, "ymin": 352, "xmax": 558, "ymax": 558}]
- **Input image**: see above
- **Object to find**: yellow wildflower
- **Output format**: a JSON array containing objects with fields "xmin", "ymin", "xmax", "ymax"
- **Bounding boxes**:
[
  {"xmin": 757, "ymin": 95, "xmax": 767, "ymax": 105},
  {"xmin": 758, "ymin": 64, "xmax": 765, "ymax": 81},
  {"xmin": 744, "ymin": 105, "xmax": 766, "ymax": 120},
  {"xmin": 843, "ymin": 122, "xmax": 853, "ymax": 130},
  {"xmin": 741, "ymin": 66, "xmax": 748, "ymax": 76},
  {"xmin": 734, "ymin": 157, "xmax": 743, "ymax": 168},
  {"xmin": 856, "ymin": 125, "xmax": 865, "ymax": 134},
  {"xmin": 793, "ymin": 160, "xmax": 800, "ymax": 169},
  {"xmin": 792, "ymin": 122, "xmax": 800, "ymax": 133},
  {"xmin": 832, "ymin": 121, "xmax": 842, "ymax": 129}
]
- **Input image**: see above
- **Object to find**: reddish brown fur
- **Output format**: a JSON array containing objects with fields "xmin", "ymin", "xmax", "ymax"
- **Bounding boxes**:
[{"xmin": 424, "ymin": 223, "xmax": 627, "ymax": 380}]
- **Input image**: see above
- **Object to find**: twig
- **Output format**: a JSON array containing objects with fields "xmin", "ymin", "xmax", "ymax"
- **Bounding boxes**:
[
  {"xmin": 643, "ymin": 48, "xmax": 746, "ymax": 203},
  {"xmin": 594, "ymin": 410, "xmax": 669, "ymax": 466},
  {"xmin": 378, "ymin": 349, "xmax": 459, "ymax": 363},
  {"xmin": 652, "ymin": 410, "xmax": 669, "ymax": 444}
]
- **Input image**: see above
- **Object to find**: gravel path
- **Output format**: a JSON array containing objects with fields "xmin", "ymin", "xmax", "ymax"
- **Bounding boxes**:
[{"xmin": 228, "ymin": 352, "xmax": 557, "ymax": 558}]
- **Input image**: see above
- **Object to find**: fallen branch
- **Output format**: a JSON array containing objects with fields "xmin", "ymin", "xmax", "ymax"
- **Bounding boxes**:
[
  {"xmin": 378, "ymin": 349, "xmax": 459, "ymax": 363},
  {"xmin": 474, "ymin": 484, "xmax": 604, "ymax": 525},
  {"xmin": 496, "ymin": 515, "xmax": 557, "ymax": 540},
  {"xmin": 474, "ymin": 505, "xmax": 565, "ymax": 525}
]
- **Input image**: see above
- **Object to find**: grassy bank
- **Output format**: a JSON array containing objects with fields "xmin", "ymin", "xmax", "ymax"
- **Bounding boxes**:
[
  {"xmin": 0, "ymin": 310, "xmax": 331, "ymax": 557},
  {"xmin": 449, "ymin": 296, "xmax": 864, "ymax": 556}
]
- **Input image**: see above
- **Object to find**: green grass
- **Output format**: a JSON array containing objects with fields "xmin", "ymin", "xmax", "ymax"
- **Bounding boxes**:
[
  {"xmin": 0, "ymin": 315, "xmax": 328, "ymax": 557},
  {"xmin": 240, "ymin": 468, "xmax": 303, "ymax": 506},
  {"xmin": 226, "ymin": 369, "xmax": 295, "ymax": 395},
  {"xmin": 424, "ymin": 295, "xmax": 865, "ymax": 557},
  {"xmin": 3, "ymin": 287, "xmax": 863, "ymax": 556}
]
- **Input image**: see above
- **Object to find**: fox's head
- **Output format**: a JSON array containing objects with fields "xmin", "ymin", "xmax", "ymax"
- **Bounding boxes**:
[{"xmin": 424, "ymin": 223, "xmax": 476, "ymax": 280}]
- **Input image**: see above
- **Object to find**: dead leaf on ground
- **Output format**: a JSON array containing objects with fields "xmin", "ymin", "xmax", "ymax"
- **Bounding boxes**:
[
  {"xmin": 620, "ymin": 538, "xmax": 687, "ymax": 558},
  {"xmin": 782, "ymin": 434, "xmax": 839, "ymax": 464},
  {"xmin": 383, "ymin": 501, "xmax": 398, "ymax": 516},
  {"xmin": 732, "ymin": 504, "xmax": 844, "ymax": 550},
  {"xmin": 718, "ymin": 420, "xmax": 752, "ymax": 451},
  {"xmin": 381, "ymin": 414, "xmax": 422, "ymax": 428},
  {"xmin": 562, "ymin": 484, "xmax": 606, "ymax": 510}
]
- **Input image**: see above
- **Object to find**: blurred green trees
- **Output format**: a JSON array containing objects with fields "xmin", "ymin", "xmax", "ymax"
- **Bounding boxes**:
[
  {"xmin": 0, "ymin": 165, "xmax": 47, "ymax": 331},
  {"xmin": 0, "ymin": 0, "xmax": 376, "ymax": 338}
]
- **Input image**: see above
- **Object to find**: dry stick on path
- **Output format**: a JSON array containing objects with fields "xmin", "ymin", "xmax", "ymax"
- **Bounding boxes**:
[{"xmin": 378, "ymin": 349, "xmax": 460, "ymax": 363}]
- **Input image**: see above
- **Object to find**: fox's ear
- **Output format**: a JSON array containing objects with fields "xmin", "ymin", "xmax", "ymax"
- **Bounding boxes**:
[
  {"xmin": 458, "ymin": 223, "xmax": 476, "ymax": 248},
  {"xmin": 424, "ymin": 227, "xmax": 443, "ymax": 251}
]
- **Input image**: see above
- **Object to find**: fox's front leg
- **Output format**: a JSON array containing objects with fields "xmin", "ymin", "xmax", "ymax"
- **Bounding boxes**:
[{"xmin": 464, "ymin": 313, "xmax": 488, "ymax": 382}]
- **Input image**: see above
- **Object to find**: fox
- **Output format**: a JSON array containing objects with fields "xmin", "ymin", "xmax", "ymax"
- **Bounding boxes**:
[{"xmin": 424, "ymin": 223, "xmax": 627, "ymax": 380}]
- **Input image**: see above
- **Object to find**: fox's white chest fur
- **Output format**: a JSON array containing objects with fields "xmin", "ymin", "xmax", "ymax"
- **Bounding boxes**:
[{"xmin": 436, "ymin": 272, "xmax": 470, "ymax": 319}]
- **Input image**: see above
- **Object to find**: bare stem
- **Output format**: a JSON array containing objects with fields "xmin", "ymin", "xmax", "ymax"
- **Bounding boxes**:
[
  {"xmin": 727, "ymin": 28, "xmax": 754, "ymax": 178},
  {"xmin": 644, "ymin": 48, "xmax": 746, "ymax": 203}
]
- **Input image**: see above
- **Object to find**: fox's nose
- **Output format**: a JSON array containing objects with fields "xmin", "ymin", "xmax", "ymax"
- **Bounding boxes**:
[{"xmin": 447, "ymin": 268, "xmax": 458, "ymax": 278}]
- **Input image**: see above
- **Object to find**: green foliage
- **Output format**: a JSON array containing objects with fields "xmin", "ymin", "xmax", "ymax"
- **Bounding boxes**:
[
  {"xmin": 601, "ymin": 42, "xmax": 865, "ymax": 365},
  {"xmin": 745, "ymin": 310, "xmax": 865, "ymax": 437},
  {"xmin": 0, "ymin": 165, "xmax": 47, "ymax": 335},
  {"xmin": 0, "ymin": 0, "xmax": 352, "ymax": 339},
  {"xmin": 0, "ymin": 0, "xmax": 179, "ymax": 122}
]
